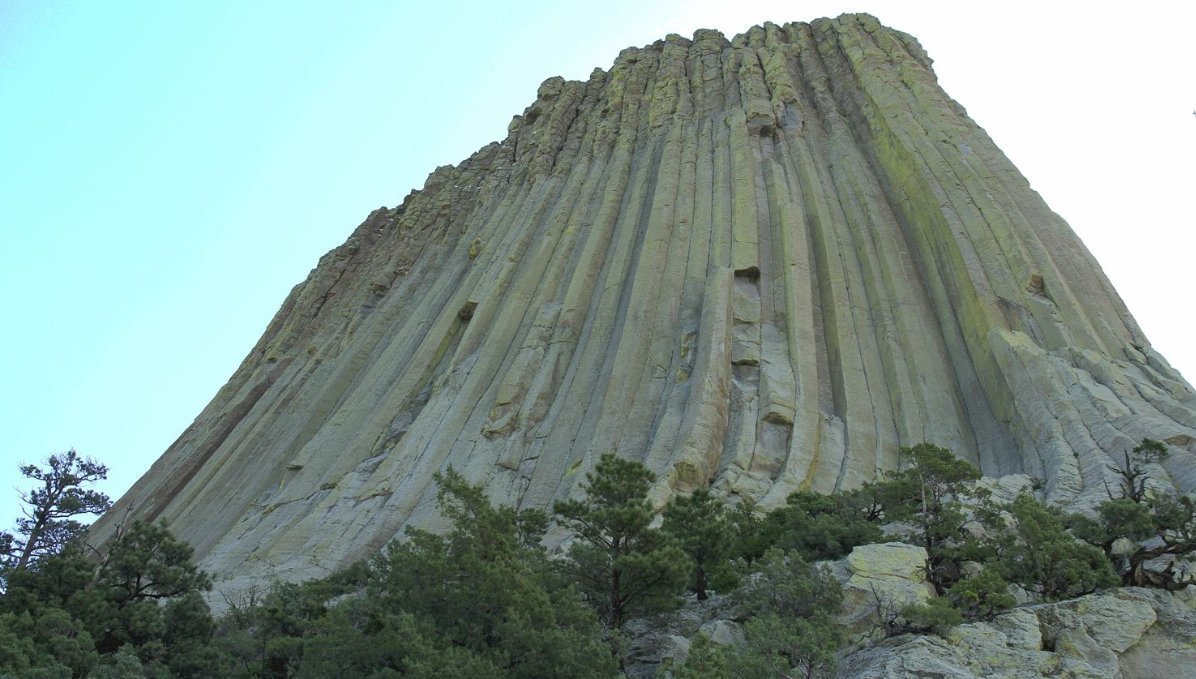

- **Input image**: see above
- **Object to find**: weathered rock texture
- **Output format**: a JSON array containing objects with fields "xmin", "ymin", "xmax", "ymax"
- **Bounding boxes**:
[
  {"xmin": 838, "ymin": 587, "xmax": 1196, "ymax": 678},
  {"xmin": 612, "ymin": 542, "xmax": 1196, "ymax": 674},
  {"xmin": 612, "ymin": 543, "xmax": 1196, "ymax": 678},
  {"xmin": 94, "ymin": 14, "xmax": 1196, "ymax": 590},
  {"xmin": 830, "ymin": 542, "xmax": 936, "ymax": 636}
]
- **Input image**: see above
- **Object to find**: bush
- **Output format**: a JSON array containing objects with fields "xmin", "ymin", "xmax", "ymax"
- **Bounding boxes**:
[
  {"xmin": 992, "ymin": 494, "xmax": 1116, "ymax": 601},
  {"xmin": 899, "ymin": 596, "xmax": 963, "ymax": 636},
  {"xmin": 760, "ymin": 490, "xmax": 884, "ymax": 562},
  {"xmin": 679, "ymin": 547, "xmax": 843, "ymax": 678},
  {"xmin": 947, "ymin": 567, "xmax": 1015, "ymax": 620},
  {"xmin": 733, "ymin": 548, "xmax": 842, "ymax": 621}
]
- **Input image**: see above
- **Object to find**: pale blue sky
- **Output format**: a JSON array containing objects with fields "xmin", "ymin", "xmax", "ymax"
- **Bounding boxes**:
[{"xmin": 2, "ymin": 1, "xmax": 1193, "ymax": 523}]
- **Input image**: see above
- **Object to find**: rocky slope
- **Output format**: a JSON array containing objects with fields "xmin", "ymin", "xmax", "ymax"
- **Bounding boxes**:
[
  {"xmin": 838, "ymin": 585, "xmax": 1196, "ymax": 679},
  {"xmin": 93, "ymin": 14, "xmax": 1196, "ymax": 593},
  {"xmin": 623, "ymin": 542, "xmax": 1196, "ymax": 678},
  {"xmin": 838, "ymin": 574, "xmax": 1196, "ymax": 679}
]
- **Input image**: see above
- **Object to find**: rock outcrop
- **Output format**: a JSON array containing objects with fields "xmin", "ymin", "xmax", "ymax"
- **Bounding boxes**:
[
  {"xmin": 838, "ymin": 587, "xmax": 1196, "ymax": 678},
  {"xmin": 830, "ymin": 542, "xmax": 936, "ymax": 636},
  {"xmin": 92, "ymin": 13, "xmax": 1196, "ymax": 594},
  {"xmin": 618, "ymin": 542, "xmax": 1196, "ymax": 678}
]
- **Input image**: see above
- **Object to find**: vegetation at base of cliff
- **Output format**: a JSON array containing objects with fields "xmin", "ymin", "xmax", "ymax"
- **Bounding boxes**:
[
  {"xmin": 661, "ymin": 488, "xmax": 736, "ymax": 601},
  {"xmin": 3, "ymin": 440, "xmax": 1194, "ymax": 677},
  {"xmin": 1067, "ymin": 439, "xmax": 1196, "ymax": 589},
  {"xmin": 210, "ymin": 468, "xmax": 616, "ymax": 678}
]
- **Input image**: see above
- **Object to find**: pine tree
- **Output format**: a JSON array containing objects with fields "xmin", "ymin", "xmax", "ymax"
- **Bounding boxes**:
[
  {"xmin": 881, "ymin": 443, "xmax": 983, "ymax": 593},
  {"xmin": 680, "ymin": 548, "xmax": 844, "ymax": 678},
  {"xmin": 1, "ymin": 450, "xmax": 110, "ymax": 577},
  {"xmin": 761, "ymin": 489, "xmax": 884, "ymax": 561},
  {"xmin": 662, "ymin": 488, "xmax": 734, "ymax": 600},
  {"xmin": 992, "ymin": 494, "xmax": 1116, "ymax": 601},
  {"xmin": 361, "ymin": 468, "xmax": 615, "ymax": 678},
  {"xmin": 554, "ymin": 453, "xmax": 689, "ymax": 630}
]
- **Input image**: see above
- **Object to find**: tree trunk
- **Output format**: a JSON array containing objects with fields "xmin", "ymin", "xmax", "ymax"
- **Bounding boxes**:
[
  {"xmin": 611, "ymin": 567, "xmax": 623, "ymax": 630},
  {"xmin": 13, "ymin": 512, "xmax": 48, "ymax": 571}
]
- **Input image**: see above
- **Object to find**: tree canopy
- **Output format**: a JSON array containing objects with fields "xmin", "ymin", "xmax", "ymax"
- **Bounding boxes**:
[
  {"xmin": 1, "ymin": 449, "xmax": 110, "ymax": 579},
  {"xmin": 6, "ymin": 440, "xmax": 1194, "ymax": 676},
  {"xmin": 554, "ymin": 453, "xmax": 690, "ymax": 631}
]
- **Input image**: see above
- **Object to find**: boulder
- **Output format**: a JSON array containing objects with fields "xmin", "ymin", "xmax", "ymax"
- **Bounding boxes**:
[
  {"xmin": 837, "ymin": 635, "xmax": 978, "ymax": 679},
  {"xmin": 831, "ymin": 542, "xmax": 936, "ymax": 637},
  {"xmin": 989, "ymin": 607, "xmax": 1041, "ymax": 651},
  {"xmin": 697, "ymin": 619, "xmax": 745, "ymax": 646},
  {"xmin": 1034, "ymin": 591, "xmax": 1156, "ymax": 654}
]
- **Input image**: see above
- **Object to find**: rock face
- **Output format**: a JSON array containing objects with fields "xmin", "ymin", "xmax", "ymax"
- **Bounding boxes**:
[
  {"xmin": 93, "ymin": 14, "xmax": 1196, "ymax": 592},
  {"xmin": 838, "ymin": 587, "xmax": 1196, "ymax": 678}
]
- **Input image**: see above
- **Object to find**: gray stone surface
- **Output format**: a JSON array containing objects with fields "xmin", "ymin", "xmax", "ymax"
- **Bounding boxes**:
[
  {"xmin": 989, "ymin": 607, "xmax": 1040, "ymax": 651},
  {"xmin": 837, "ymin": 587, "xmax": 1196, "ymax": 679},
  {"xmin": 832, "ymin": 542, "xmax": 936, "ymax": 636},
  {"xmin": 622, "ymin": 594, "xmax": 733, "ymax": 678},
  {"xmin": 89, "ymin": 13, "xmax": 1196, "ymax": 602},
  {"xmin": 697, "ymin": 619, "xmax": 745, "ymax": 646}
]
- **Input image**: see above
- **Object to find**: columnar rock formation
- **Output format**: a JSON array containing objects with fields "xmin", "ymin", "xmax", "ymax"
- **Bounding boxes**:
[{"xmin": 94, "ymin": 14, "xmax": 1196, "ymax": 590}]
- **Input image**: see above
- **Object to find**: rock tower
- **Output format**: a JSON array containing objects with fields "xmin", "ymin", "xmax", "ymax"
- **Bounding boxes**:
[{"xmin": 94, "ymin": 14, "xmax": 1196, "ymax": 593}]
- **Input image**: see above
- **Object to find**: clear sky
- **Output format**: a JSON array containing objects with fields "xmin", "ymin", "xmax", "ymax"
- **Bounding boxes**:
[{"xmin": 2, "ymin": 1, "xmax": 1193, "ymax": 523}]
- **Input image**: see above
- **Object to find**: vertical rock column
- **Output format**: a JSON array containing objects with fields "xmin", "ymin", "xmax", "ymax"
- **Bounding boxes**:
[{"xmin": 92, "ymin": 14, "xmax": 1196, "ymax": 596}]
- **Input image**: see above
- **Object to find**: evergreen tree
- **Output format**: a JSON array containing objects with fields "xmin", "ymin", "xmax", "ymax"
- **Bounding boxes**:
[
  {"xmin": 0, "ymin": 606, "xmax": 98, "ymax": 677},
  {"xmin": 213, "ymin": 578, "xmax": 343, "ymax": 678},
  {"xmin": 1, "ymin": 450, "xmax": 110, "ymax": 579},
  {"xmin": 370, "ymin": 468, "xmax": 614, "ymax": 678},
  {"xmin": 881, "ymin": 443, "xmax": 984, "ymax": 593},
  {"xmin": 74, "ymin": 519, "xmax": 214, "ymax": 673},
  {"xmin": 724, "ymin": 499, "xmax": 772, "ymax": 563},
  {"xmin": 895, "ymin": 596, "xmax": 964, "ymax": 636},
  {"xmin": 946, "ymin": 566, "xmax": 1015, "ymax": 620},
  {"xmin": 1, "ymin": 521, "xmax": 216, "ymax": 676},
  {"xmin": 554, "ymin": 453, "xmax": 690, "ymax": 631},
  {"xmin": 992, "ymin": 494, "xmax": 1116, "ymax": 601},
  {"xmin": 732, "ymin": 548, "xmax": 843, "ymax": 621},
  {"xmin": 95, "ymin": 520, "xmax": 213, "ymax": 609},
  {"xmin": 0, "ymin": 454, "xmax": 217, "ymax": 676},
  {"xmin": 211, "ymin": 469, "xmax": 615, "ymax": 677},
  {"xmin": 662, "ymin": 488, "xmax": 734, "ymax": 600},
  {"xmin": 759, "ymin": 490, "xmax": 884, "ymax": 562},
  {"xmin": 732, "ymin": 613, "xmax": 839, "ymax": 679},
  {"xmin": 296, "ymin": 601, "xmax": 506, "ymax": 679},
  {"xmin": 673, "ymin": 634, "xmax": 733, "ymax": 679},
  {"xmin": 680, "ymin": 548, "xmax": 843, "ymax": 678}
]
